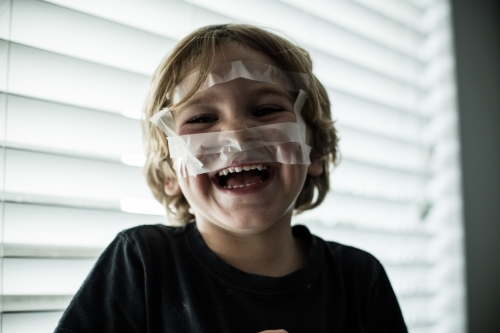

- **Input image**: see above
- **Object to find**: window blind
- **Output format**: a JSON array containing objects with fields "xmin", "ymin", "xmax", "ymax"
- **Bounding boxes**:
[{"xmin": 0, "ymin": 0, "xmax": 465, "ymax": 332}]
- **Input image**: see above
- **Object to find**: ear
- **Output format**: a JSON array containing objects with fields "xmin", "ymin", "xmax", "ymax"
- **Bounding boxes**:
[
  {"xmin": 164, "ymin": 179, "xmax": 181, "ymax": 196},
  {"xmin": 307, "ymin": 159, "xmax": 324, "ymax": 176}
]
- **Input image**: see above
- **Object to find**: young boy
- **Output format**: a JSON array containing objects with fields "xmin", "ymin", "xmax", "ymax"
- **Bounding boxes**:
[{"xmin": 55, "ymin": 24, "xmax": 407, "ymax": 333}]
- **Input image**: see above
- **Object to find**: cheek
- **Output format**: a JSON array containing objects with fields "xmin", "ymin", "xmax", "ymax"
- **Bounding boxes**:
[
  {"xmin": 177, "ymin": 176, "xmax": 195, "ymax": 194},
  {"xmin": 282, "ymin": 165, "xmax": 308, "ymax": 187},
  {"xmin": 177, "ymin": 174, "xmax": 212, "ymax": 200}
]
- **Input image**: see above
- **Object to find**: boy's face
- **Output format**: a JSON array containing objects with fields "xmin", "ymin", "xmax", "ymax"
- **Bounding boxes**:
[{"xmin": 165, "ymin": 44, "xmax": 322, "ymax": 235}]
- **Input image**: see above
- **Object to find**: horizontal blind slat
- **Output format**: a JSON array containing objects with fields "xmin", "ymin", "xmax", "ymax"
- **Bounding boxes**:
[
  {"xmin": 3, "ymin": 203, "xmax": 162, "ymax": 248},
  {"xmin": 0, "ymin": 39, "xmax": 8, "ymax": 92},
  {"xmin": 3, "ymin": 258, "xmax": 96, "ymax": 295},
  {"xmin": 2, "ymin": 312, "xmax": 64, "ymax": 333},
  {"xmin": 331, "ymin": 160, "xmax": 426, "ymax": 202},
  {"xmin": 0, "ymin": 147, "xmax": 5, "ymax": 196},
  {"xmin": 3, "ymin": 244, "xmax": 103, "ymax": 259},
  {"xmin": 42, "ymin": 0, "xmax": 231, "ymax": 40},
  {"xmin": 6, "ymin": 95, "xmax": 143, "ymax": 161},
  {"xmin": 0, "ymin": 93, "xmax": 6, "ymax": 144},
  {"xmin": 350, "ymin": 0, "xmax": 422, "ymax": 28},
  {"xmin": 338, "ymin": 127, "xmax": 428, "ymax": 173},
  {"xmin": 278, "ymin": 0, "xmax": 424, "ymax": 50},
  {"xmin": 299, "ymin": 192, "xmax": 422, "ymax": 229},
  {"xmin": 3, "ymin": 295, "xmax": 72, "ymax": 312},
  {"xmin": 5, "ymin": 149, "xmax": 152, "ymax": 208},
  {"xmin": 11, "ymin": 0, "xmax": 174, "ymax": 75},
  {"xmin": 311, "ymin": 49, "xmax": 422, "ymax": 110},
  {"xmin": 7, "ymin": 42, "xmax": 149, "ymax": 113},
  {"xmin": 330, "ymin": 90, "xmax": 427, "ymax": 143},
  {"xmin": 0, "ymin": 0, "xmax": 12, "ymax": 40}
]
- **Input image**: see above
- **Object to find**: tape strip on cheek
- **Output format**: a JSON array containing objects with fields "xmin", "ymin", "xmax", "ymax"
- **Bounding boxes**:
[
  {"xmin": 149, "ymin": 108, "xmax": 176, "ymax": 137},
  {"xmin": 150, "ymin": 108, "xmax": 204, "ymax": 177},
  {"xmin": 294, "ymin": 89, "xmax": 308, "ymax": 145}
]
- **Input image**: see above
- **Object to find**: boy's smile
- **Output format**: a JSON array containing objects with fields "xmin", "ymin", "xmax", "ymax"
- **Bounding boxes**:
[
  {"xmin": 214, "ymin": 163, "xmax": 271, "ymax": 189},
  {"xmin": 176, "ymin": 158, "xmax": 308, "ymax": 234}
]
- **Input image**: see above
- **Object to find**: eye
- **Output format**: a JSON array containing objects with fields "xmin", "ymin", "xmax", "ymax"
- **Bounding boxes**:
[
  {"xmin": 253, "ymin": 105, "xmax": 285, "ymax": 117},
  {"xmin": 186, "ymin": 113, "xmax": 218, "ymax": 124}
]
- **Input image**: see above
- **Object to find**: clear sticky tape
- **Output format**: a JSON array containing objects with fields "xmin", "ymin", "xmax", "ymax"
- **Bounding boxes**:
[
  {"xmin": 168, "ymin": 60, "xmax": 309, "ymax": 104},
  {"xmin": 150, "ymin": 61, "xmax": 311, "ymax": 177},
  {"xmin": 169, "ymin": 91, "xmax": 309, "ymax": 177}
]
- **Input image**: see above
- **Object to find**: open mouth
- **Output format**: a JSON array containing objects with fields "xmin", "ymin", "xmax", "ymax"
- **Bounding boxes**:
[{"xmin": 215, "ymin": 163, "xmax": 271, "ymax": 189}]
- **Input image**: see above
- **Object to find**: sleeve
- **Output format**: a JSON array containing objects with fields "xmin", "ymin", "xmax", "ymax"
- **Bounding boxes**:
[
  {"xmin": 54, "ymin": 232, "xmax": 146, "ymax": 333},
  {"xmin": 366, "ymin": 261, "xmax": 408, "ymax": 333}
]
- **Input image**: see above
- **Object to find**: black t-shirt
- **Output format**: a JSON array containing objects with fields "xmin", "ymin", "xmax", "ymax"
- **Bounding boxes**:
[{"xmin": 54, "ymin": 223, "xmax": 408, "ymax": 333}]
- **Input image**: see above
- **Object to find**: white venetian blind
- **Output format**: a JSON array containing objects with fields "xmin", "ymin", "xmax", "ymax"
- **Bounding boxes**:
[{"xmin": 0, "ymin": 0, "xmax": 465, "ymax": 332}]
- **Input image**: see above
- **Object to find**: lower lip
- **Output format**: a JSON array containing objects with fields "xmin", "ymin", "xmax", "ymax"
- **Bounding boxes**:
[{"xmin": 213, "ymin": 168, "xmax": 275, "ymax": 193}]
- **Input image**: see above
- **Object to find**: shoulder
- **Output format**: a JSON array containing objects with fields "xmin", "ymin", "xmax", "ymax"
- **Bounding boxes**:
[
  {"xmin": 307, "ymin": 229, "xmax": 385, "ymax": 282},
  {"xmin": 99, "ymin": 223, "xmax": 196, "ymax": 263},
  {"xmin": 297, "ymin": 224, "xmax": 380, "ymax": 266},
  {"xmin": 319, "ymin": 242, "xmax": 407, "ymax": 331},
  {"xmin": 117, "ymin": 222, "xmax": 194, "ymax": 245},
  {"xmin": 294, "ymin": 224, "xmax": 384, "ymax": 281},
  {"xmin": 326, "ymin": 240, "xmax": 381, "ymax": 267}
]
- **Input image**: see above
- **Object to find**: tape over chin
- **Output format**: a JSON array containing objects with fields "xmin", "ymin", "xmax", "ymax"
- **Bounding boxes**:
[{"xmin": 149, "ymin": 61, "xmax": 312, "ymax": 178}]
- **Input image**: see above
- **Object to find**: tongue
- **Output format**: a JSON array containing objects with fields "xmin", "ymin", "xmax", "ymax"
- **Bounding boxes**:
[{"xmin": 225, "ymin": 170, "xmax": 266, "ymax": 187}]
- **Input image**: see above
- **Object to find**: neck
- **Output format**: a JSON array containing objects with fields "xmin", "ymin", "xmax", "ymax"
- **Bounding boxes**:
[{"xmin": 197, "ymin": 220, "xmax": 306, "ymax": 277}]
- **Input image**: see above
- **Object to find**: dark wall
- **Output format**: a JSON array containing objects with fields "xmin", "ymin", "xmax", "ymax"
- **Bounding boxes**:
[{"xmin": 451, "ymin": 0, "xmax": 500, "ymax": 332}]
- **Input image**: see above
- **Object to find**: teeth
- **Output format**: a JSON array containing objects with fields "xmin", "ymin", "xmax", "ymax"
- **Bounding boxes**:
[
  {"xmin": 217, "ymin": 164, "xmax": 268, "ymax": 176},
  {"xmin": 222, "ymin": 180, "xmax": 264, "ymax": 189}
]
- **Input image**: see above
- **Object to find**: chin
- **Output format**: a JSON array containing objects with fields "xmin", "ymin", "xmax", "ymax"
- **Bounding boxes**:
[{"xmin": 221, "ymin": 210, "xmax": 293, "ymax": 233}]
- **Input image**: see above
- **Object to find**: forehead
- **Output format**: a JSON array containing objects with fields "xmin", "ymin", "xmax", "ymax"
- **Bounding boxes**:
[
  {"xmin": 175, "ymin": 43, "xmax": 279, "ymax": 89},
  {"xmin": 181, "ymin": 79, "xmax": 295, "ymax": 108},
  {"xmin": 170, "ymin": 44, "xmax": 280, "ymax": 104},
  {"xmin": 170, "ymin": 48, "xmax": 308, "ymax": 106},
  {"xmin": 212, "ymin": 43, "xmax": 279, "ymax": 68}
]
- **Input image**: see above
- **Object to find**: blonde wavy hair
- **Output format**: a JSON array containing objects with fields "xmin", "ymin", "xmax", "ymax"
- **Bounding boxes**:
[{"xmin": 143, "ymin": 24, "xmax": 339, "ymax": 224}]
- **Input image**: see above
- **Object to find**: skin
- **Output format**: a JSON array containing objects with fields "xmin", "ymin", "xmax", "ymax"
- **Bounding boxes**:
[{"xmin": 164, "ymin": 44, "xmax": 323, "ymax": 278}]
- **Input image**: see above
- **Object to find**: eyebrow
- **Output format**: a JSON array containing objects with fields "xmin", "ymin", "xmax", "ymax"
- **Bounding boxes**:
[
  {"xmin": 179, "ymin": 93, "xmax": 216, "ymax": 110},
  {"xmin": 248, "ymin": 84, "xmax": 295, "ymax": 101}
]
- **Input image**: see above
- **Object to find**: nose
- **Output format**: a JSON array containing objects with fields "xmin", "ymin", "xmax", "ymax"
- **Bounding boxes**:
[
  {"xmin": 220, "ymin": 116, "xmax": 248, "ymax": 132},
  {"xmin": 217, "ymin": 116, "xmax": 261, "ymax": 147}
]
